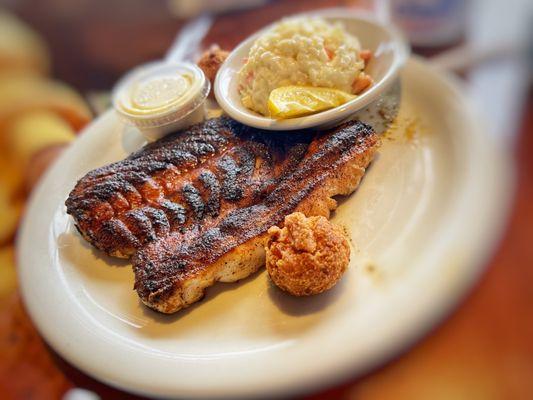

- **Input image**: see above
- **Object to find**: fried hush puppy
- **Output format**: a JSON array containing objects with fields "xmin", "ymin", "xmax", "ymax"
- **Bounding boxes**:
[
  {"xmin": 265, "ymin": 212, "xmax": 350, "ymax": 296},
  {"xmin": 197, "ymin": 44, "xmax": 229, "ymax": 88}
]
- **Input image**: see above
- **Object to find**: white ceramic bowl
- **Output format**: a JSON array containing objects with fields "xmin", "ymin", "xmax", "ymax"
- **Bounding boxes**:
[{"xmin": 215, "ymin": 9, "xmax": 409, "ymax": 131}]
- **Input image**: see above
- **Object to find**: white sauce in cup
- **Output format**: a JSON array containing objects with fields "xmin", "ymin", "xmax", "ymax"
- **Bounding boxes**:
[{"xmin": 113, "ymin": 62, "xmax": 210, "ymax": 141}]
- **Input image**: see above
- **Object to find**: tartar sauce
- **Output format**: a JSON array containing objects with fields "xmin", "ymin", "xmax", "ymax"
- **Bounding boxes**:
[{"xmin": 113, "ymin": 62, "xmax": 209, "ymax": 141}]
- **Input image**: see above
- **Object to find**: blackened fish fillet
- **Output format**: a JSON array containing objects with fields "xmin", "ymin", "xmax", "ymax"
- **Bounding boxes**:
[{"xmin": 66, "ymin": 117, "xmax": 379, "ymax": 313}]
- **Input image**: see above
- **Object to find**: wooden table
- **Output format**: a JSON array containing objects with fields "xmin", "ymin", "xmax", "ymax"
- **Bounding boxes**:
[{"xmin": 1, "ymin": 1, "xmax": 532, "ymax": 398}]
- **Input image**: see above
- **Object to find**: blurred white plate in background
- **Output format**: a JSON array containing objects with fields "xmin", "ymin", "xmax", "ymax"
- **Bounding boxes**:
[{"xmin": 17, "ymin": 58, "xmax": 511, "ymax": 399}]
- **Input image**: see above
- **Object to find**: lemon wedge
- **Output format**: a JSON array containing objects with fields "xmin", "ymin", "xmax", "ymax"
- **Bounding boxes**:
[{"xmin": 267, "ymin": 86, "xmax": 356, "ymax": 119}]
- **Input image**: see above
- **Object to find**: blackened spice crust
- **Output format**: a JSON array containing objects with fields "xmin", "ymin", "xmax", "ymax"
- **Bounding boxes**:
[{"xmin": 65, "ymin": 117, "xmax": 377, "ymax": 305}]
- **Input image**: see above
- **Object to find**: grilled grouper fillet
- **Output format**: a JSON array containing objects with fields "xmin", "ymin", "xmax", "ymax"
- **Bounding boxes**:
[{"xmin": 66, "ymin": 117, "xmax": 379, "ymax": 313}]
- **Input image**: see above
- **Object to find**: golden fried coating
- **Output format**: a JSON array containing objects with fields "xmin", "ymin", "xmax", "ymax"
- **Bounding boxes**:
[
  {"xmin": 266, "ymin": 212, "xmax": 350, "ymax": 296},
  {"xmin": 197, "ymin": 45, "xmax": 229, "ymax": 88}
]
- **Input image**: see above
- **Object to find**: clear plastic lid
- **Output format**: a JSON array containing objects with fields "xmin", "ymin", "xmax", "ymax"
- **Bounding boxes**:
[{"xmin": 112, "ymin": 61, "xmax": 210, "ymax": 129}]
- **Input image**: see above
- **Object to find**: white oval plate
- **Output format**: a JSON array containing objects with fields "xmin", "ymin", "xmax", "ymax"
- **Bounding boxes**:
[
  {"xmin": 18, "ymin": 58, "xmax": 511, "ymax": 399},
  {"xmin": 215, "ymin": 9, "xmax": 409, "ymax": 130}
]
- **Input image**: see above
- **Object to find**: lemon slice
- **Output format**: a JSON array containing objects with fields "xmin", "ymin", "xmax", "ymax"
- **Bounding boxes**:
[{"xmin": 267, "ymin": 86, "xmax": 356, "ymax": 119}]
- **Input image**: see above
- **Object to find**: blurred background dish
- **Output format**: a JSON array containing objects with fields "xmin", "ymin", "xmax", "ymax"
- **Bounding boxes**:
[{"xmin": 1, "ymin": 0, "xmax": 532, "ymax": 399}]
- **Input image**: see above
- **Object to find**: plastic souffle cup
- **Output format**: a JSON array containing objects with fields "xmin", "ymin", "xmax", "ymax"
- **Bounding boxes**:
[{"xmin": 112, "ymin": 61, "xmax": 210, "ymax": 141}]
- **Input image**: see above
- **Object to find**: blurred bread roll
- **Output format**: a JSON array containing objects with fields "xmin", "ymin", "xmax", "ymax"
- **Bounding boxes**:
[
  {"xmin": 0, "ymin": 73, "xmax": 92, "ymax": 131},
  {"xmin": 6, "ymin": 110, "xmax": 74, "ymax": 167},
  {"xmin": 0, "ymin": 185, "xmax": 20, "ymax": 245},
  {"xmin": 0, "ymin": 156, "xmax": 23, "ymax": 197},
  {"xmin": 24, "ymin": 143, "xmax": 68, "ymax": 192},
  {"xmin": 0, "ymin": 10, "xmax": 93, "ymax": 243},
  {"xmin": 0, "ymin": 246, "xmax": 16, "ymax": 297}
]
